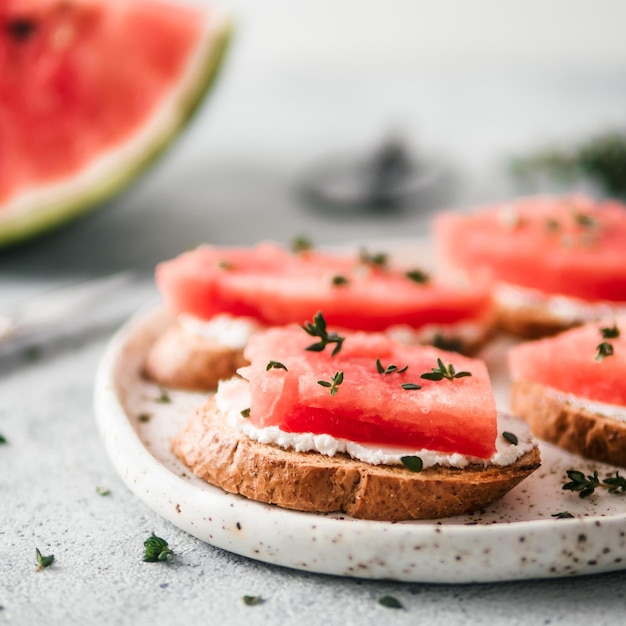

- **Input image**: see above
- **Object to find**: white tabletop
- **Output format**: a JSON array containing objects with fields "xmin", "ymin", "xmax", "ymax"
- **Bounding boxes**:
[{"xmin": 2, "ymin": 1, "xmax": 626, "ymax": 624}]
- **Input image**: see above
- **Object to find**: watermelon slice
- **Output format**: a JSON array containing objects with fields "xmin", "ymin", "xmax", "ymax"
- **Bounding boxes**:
[
  {"xmin": 155, "ymin": 242, "xmax": 493, "ymax": 332},
  {"xmin": 0, "ymin": 0, "xmax": 231, "ymax": 248},
  {"xmin": 434, "ymin": 194, "xmax": 626, "ymax": 302},
  {"xmin": 508, "ymin": 316, "xmax": 626, "ymax": 406},
  {"xmin": 239, "ymin": 325, "xmax": 498, "ymax": 458}
]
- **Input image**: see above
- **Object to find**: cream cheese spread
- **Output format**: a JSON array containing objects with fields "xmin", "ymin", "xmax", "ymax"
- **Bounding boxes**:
[
  {"xmin": 215, "ymin": 377, "xmax": 535, "ymax": 468},
  {"xmin": 179, "ymin": 313, "xmax": 262, "ymax": 349},
  {"xmin": 495, "ymin": 283, "xmax": 626, "ymax": 325},
  {"xmin": 545, "ymin": 389, "xmax": 626, "ymax": 422}
]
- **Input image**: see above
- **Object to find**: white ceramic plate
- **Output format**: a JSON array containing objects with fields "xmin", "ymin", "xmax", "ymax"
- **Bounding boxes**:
[{"xmin": 94, "ymin": 245, "xmax": 626, "ymax": 584}]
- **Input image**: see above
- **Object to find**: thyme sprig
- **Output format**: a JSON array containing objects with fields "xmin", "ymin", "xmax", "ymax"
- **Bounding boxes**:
[
  {"xmin": 595, "ymin": 323, "xmax": 620, "ymax": 362},
  {"xmin": 405, "ymin": 268, "xmax": 430, "ymax": 284},
  {"xmin": 143, "ymin": 532, "xmax": 174, "ymax": 562},
  {"xmin": 266, "ymin": 360, "xmax": 288, "ymax": 371},
  {"xmin": 317, "ymin": 371, "xmax": 344, "ymax": 396},
  {"xmin": 375, "ymin": 359, "xmax": 408, "ymax": 375},
  {"xmin": 359, "ymin": 248, "xmax": 388, "ymax": 268},
  {"xmin": 35, "ymin": 548, "xmax": 54, "ymax": 571},
  {"xmin": 420, "ymin": 358, "xmax": 472, "ymax": 382},
  {"xmin": 301, "ymin": 312, "xmax": 345, "ymax": 356},
  {"xmin": 562, "ymin": 469, "xmax": 626, "ymax": 498}
]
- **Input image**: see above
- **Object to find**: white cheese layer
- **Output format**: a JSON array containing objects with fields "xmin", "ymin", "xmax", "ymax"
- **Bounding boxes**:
[
  {"xmin": 386, "ymin": 321, "xmax": 486, "ymax": 346},
  {"xmin": 545, "ymin": 389, "xmax": 626, "ymax": 422},
  {"xmin": 496, "ymin": 283, "xmax": 626, "ymax": 325},
  {"xmin": 215, "ymin": 377, "xmax": 535, "ymax": 468},
  {"xmin": 179, "ymin": 314, "xmax": 262, "ymax": 349}
]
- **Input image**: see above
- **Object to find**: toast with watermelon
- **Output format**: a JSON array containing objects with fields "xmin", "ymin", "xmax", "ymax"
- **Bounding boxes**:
[
  {"xmin": 173, "ymin": 318, "xmax": 540, "ymax": 521},
  {"xmin": 434, "ymin": 194, "xmax": 626, "ymax": 338},
  {"xmin": 509, "ymin": 317, "xmax": 626, "ymax": 467},
  {"xmin": 146, "ymin": 241, "xmax": 494, "ymax": 390}
]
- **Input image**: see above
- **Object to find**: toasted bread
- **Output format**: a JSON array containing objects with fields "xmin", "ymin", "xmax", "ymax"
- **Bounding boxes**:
[
  {"xmin": 172, "ymin": 397, "xmax": 541, "ymax": 522},
  {"xmin": 511, "ymin": 380, "xmax": 626, "ymax": 468}
]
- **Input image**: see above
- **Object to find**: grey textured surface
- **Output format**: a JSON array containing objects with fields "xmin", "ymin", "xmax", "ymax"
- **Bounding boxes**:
[{"xmin": 3, "ymin": 0, "xmax": 626, "ymax": 623}]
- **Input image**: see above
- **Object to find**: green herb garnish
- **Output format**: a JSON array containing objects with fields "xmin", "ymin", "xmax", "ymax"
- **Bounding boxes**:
[
  {"xmin": 317, "ymin": 371, "xmax": 344, "ymax": 396},
  {"xmin": 96, "ymin": 486, "xmax": 111, "ymax": 496},
  {"xmin": 331, "ymin": 275, "xmax": 349, "ymax": 287},
  {"xmin": 138, "ymin": 413, "xmax": 151, "ymax": 423},
  {"xmin": 143, "ymin": 532, "xmax": 174, "ymax": 562},
  {"xmin": 301, "ymin": 312, "xmax": 345, "ymax": 356},
  {"xmin": 0, "ymin": 435, "xmax": 6, "ymax": 444},
  {"xmin": 574, "ymin": 212, "xmax": 596, "ymax": 229},
  {"xmin": 35, "ymin": 548, "xmax": 54, "ymax": 571},
  {"xmin": 551, "ymin": 511, "xmax": 575, "ymax": 519},
  {"xmin": 240, "ymin": 408, "xmax": 251, "ymax": 418},
  {"xmin": 359, "ymin": 248, "xmax": 388, "ymax": 268},
  {"xmin": 502, "ymin": 431, "xmax": 518, "ymax": 445},
  {"xmin": 378, "ymin": 595, "xmax": 404, "ymax": 609},
  {"xmin": 420, "ymin": 358, "xmax": 472, "ymax": 381},
  {"xmin": 218, "ymin": 260, "xmax": 234, "ymax": 270},
  {"xmin": 375, "ymin": 359, "xmax": 408, "ymax": 375},
  {"xmin": 563, "ymin": 469, "xmax": 626, "ymax": 498},
  {"xmin": 291, "ymin": 236, "xmax": 313, "ymax": 253},
  {"xmin": 405, "ymin": 268, "xmax": 430, "ymax": 284},
  {"xmin": 401, "ymin": 382, "xmax": 422, "ymax": 390},
  {"xmin": 155, "ymin": 389, "xmax": 171, "ymax": 404},
  {"xmin": 266, "ymin": 360, "xmax": 288, "ymax": 371},
  {"xmin": 242, "ymin": 595, "xmax": 264, "ymax": 606},
  {"xmin": 400, "ymin": 456, "xmax": 423, "ymax": 472},
  {"xmin": 595, "ymin": 324, "xmax": 620, "ymax": 361}
]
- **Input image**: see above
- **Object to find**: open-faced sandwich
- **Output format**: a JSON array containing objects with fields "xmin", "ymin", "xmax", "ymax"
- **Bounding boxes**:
[
  {"xmin": 509, "ymin": 316, "xmax": 626, "ymax": 468},
  {"xmin": 145, "ymin": 241, "xmax": 494, "ymax": 390},
  {"xmin": 433, "ymin": 194, "xmax": 626, "ymax": 338},
  {"xmin": 173, "ymin": 314, "xmax": 540, "ymax": 521}
]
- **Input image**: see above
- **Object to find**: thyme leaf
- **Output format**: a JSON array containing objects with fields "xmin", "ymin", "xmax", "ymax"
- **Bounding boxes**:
[
  {"xmin": 266, "ymin": 360, "xmax": 288, "ymax": 371},
  {"xmin": 375, "ymin": 359, "xmax": 408, "ymax": 375},
  {"xmin": 291, "ymin": 236, "xmax": 313, "ymax": 253},
  {"xmin": 35, "ymin": 548, "xmax": 54, "ymax": 571},
  {"xmin": 405, "ymin": 268, "xmax": 430, "ymax": 284},
  {"xmin": 0, "ymin": 434, "xmax": 6, "ymax": 444},
  {"xmin": 502, "ymin": 431, "xmax": 518, "ymax": 445},
  {"xmin": 563, "ymin": 469, "xmax": 626, "ymax": 498},
  {"xmin": 331, "ymin": 275, "xmax": 349, "ymax": 287},
  {"xmin": 317, "ymin": 371, "xmax": 344, "ymax": 396},
  {"xmin": 301, "ymin": 312, "xmax": 345, "ymax": 356},
  {"xmin": 96, "ymin": 486, "xmax": 111, "ymax": 496},
  {"xmin": 401, "ymin": 383, "xmax": 422, "ymax": 390},
  {"xmin": 240, "ymin": 408, "xmax": 251, "ymax": 418},
  {"xmin": 420, "ymin": 358, "xmax": 472, "ymax": 381},
  {"xmin": 359, "ymin": 248, "xmax": 388, "ymax": 268},
  {"xmin": 401, "ymin": 456, "xmax": 423, "ymax": 472},
  {"xmin": 551, "ymin": 511, "xmax": 575, "ymax": 519},
  {"xmin": 143, "ymin": 532, "xmax": 174, "ymax": 562},
  {"xmin": 379, "ymin": 595, "xmax": 404, "ymax": 609},
  {"xmin": 155, "ymin": 388, "xmax": 171, "ymax": 404},
  {"xmin": 595, "ymin": 324, "xmax": 619, "ymax": 361},
  {"xmin": 243, "ymin": 595, "xmax": 264, "ymax": 606}
]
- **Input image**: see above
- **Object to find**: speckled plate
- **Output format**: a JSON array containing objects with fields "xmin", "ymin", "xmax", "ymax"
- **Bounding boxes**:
[{"xmin": 94, "ymin": 267, "xmax": 626, "ymax": 584}]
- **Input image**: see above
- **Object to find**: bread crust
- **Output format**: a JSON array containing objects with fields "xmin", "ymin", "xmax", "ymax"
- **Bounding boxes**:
[
  {"xmin": 172, "ymin": 397, "xmax": 541, "ymax": 521},
  {"xmin": 511, "ymin": 380, "xmax": 626, "ymax": 468},
  {"xmin": 495, "ymin": 301, "xmax": 577, "ymax": 339},
  {"xmin": 144, "ymin": 322, "xmax": 248, "ymax": 391}
]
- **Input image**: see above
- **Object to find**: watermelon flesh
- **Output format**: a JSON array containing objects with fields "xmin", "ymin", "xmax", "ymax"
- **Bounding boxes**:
[
  {"xmin": 508, "ymin": 316, "xmax": 626, "ymax": 406},
  {"xmin": 434, "ymin": 194, "xmax": 626, "ymax": 302},
  {"xmin": 239, "ymin": 326, "xmax": 498, "ymax": 458},
  {"xmin": 155, "ymin": 242, "xmax": 493, "ymax": 332}
]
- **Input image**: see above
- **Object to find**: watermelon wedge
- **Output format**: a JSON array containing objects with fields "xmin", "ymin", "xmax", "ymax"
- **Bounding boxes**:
[
  {"xmin": 155, "ymin": 242, "xmax": 493, "ymax": 333},
  {"xmin": 239, "ymin": 325, "xmax": 498, "ymax": 458},
  {"xmin": 434, "ymin": 194, "xmax": 626, "ymax": 302},
  {"xmin": 0, "ymin": 0, "xmax": 231, "ymax": 248},
  {"xmin": 508, "ymin": 316, "xmax": 626, "ymax": 406}
]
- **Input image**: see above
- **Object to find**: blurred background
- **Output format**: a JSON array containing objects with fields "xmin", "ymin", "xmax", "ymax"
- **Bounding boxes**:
[{"xmin": 2, "ymin": 0, "xmax": 626, "ymax": 280}]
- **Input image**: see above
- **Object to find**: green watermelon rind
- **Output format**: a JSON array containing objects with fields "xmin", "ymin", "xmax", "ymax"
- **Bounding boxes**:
[{"xmin": 0, "ymin": 18, "xmax": 233, "ymax": 250}]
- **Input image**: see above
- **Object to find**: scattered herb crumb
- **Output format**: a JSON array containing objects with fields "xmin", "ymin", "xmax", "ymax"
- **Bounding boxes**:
[
  {"xmin": 552, "ymin": 511, "xmax": 575, "ymax": 519},
  {"xmin": 359, "ymin": 248, "xmax": 388, "ymax": 268},
  {"xmin": 401, "ymin": 382, "xmax": 422, "ymax": 390},
  {"xmin": 22, "ymin": 346, "xmax": 42, "ymax": 362},
  {"xmin": 0, "ymin": 434, "xmax": 7, "ymax": 444},
  {"xmin": 138, "ymin": 413, "xmax": 151, "ymax": 423},
  {"xmin": 218, "ymin": 260, "xmax": 234, "ymax": 270},
  {"xmin": 240, "ymin": 408, "xmax": 251, "ymax": 418},
  {"xmin": 155, "ymin": 389, "xmax": 171, "ymax": 404},
  {"xmin": 378, "ymin": 595, "xmax": 404, "ymax": 609},
  {"xmin": 400, "ymin": 456, "xmax": 423, "ymax": 473},
  {"xmin": 143, "ymin": 532, "xmax": 174, "ymax": 562},
  {"xmin": 331, "ymin": 275, "xmax": 349, "ymax": 287},
  {"xmin": 96, "ymin": 486, "xmax": 111, "ymax": 496},
  {"xmin": 242, "ymin": 595, "xmax": 264, "ymax": 606},
  {"xmin": 595, "ymin": 323, "xmax": 620, "ymax": 362},
  {"xmin": 502, "ymin": 432, "xmax": 518, "ymax": 445},
  {"xmin": 35, "ymin": 548, "xmax": 54, "ymax": 571},
  {"xmin": 405, "ymin": 268, "xmax": 430, "ymax": 284},
  {"xmin": 291, "ymin": 236, "xmax": 313, "ymax": 253}
]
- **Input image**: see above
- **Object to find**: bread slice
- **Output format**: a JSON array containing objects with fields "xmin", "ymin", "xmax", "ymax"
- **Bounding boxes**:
[
  {"xmin": 144, "ymin": 321, "xmax": 248, "ymax": 391},
  {"xmin": 494, "ymin": 300, "xmax": 578, "ymax": 339},
  {"xmin": 511, "ymin": 380, "xmax": 626, "ymax": 468},
  {"xmin": 172, "ymin": 397, "xmax": 541, "ymax": 521}
]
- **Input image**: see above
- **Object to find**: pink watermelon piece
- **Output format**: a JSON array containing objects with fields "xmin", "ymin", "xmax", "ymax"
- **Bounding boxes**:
[
  {"xmin": 434, "ymin": 194, "xmax": 626, "ymax": 302},
  {"xmin": 239, "ymin": 325, "xmax": 498, "ymax": 458},
  {"xmin": 508, "ymin": 316, "xmax": 626, "ymax": 405},
  {"xmin": 155, "ymin": 242, "xmax": 493, "ymax": 332}
]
